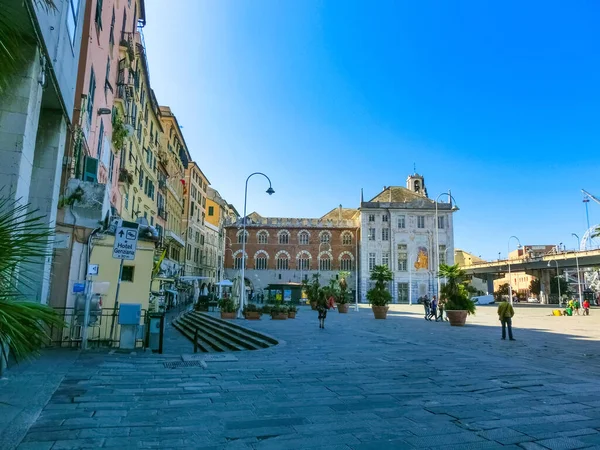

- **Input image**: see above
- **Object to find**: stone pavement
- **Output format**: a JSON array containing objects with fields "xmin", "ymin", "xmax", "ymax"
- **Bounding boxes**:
[{"xmin": 6, "ymin": 304, "xmax": 600, "ymax": 449}]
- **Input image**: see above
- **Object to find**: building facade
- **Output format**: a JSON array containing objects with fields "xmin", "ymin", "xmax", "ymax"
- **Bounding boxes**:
[
  {"xmin": 359, "ymin": 174, "xmax": 457, "ymax": 303},
  {"xmin": 183, "ymin": 162, "xmax": 209, "ymax": 277},
  {"xmin": 224, "ymin": 208, "xmax": 360, "ymax": 298}
]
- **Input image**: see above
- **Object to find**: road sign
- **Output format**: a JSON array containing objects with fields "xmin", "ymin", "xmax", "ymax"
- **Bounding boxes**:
[
  {"xmin": 88, "ymin": 264, "xmax": 99, "ymax": 276},
  {"xmin": 112, "ymin": 220, "xmax": 140, "ymax": 260}
]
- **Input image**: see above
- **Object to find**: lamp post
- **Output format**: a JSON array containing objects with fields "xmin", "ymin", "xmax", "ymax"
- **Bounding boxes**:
[
  {"xmin": 238, "ymin": 173, "xmax": 275, "ymax": 319},
  {"xmin": 355, "ymin": 225, "xmax": 359, "ymax": 312},
  {"xmin": 572, "ymin": 233, "xmax": 583, "ymax": 309},
  {"xmin": 408, "ymin": 254, "xmax": 413, "ymax": 305},
  {"xmin": 434, "ymin": 193, "xmax": 458, "ymax": 299},
  {"xmin": 547, "ymin": 260, "xmax": 561, "ymax": 306},
  {"xmin": 507, "ymin": 236, "xmax": 522, "ymax": 305}
]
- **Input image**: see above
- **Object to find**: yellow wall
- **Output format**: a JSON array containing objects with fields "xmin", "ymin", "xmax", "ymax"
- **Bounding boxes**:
[
  {"xmin": 206, "ymin": 197, "xmax": 220, "ymax": 228},
  {"xmin": 455, "ymin": 249, "xmax": 486, "ymax": 266},
  {"xmin": 89, "ymin": 235, "xmax": 155, "ymax": 311}
]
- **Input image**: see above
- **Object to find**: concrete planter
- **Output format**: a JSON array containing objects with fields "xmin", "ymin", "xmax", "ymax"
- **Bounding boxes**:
[
  {"xmin": 446, "ymin": 310, "xmax": 468, "ymax": 326},
  {"xmin": 310, "ymin": 301, "xmax": 317, "ymax": 310},
  {"xmin": 271, "ymin": 313, "xmax": 288, "ymax": 320},
  {"xmin": 337, "ymin": 304, "xmax": 349, "ymax": 314},
  {"xmin": 372, "ymin": 306, "xmax": 389, "ymax": 319},
  {"xmin": 244, "ymin": 312, "xmax": 261, "ymax": 320},
  {"xmin": 288, "ymin": 312, "xmax": 296, "ymax": 319},
  {"xmin": 220, "ymin": 312, "xmax": 236, "ymax": 320}
]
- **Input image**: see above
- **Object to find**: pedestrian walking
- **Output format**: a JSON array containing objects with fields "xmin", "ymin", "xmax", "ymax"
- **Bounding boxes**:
[
  {"xmin": 429, "ymin": 296, "xmax": 438, "ymax": 321},
  {"xmin": 436, "ymin": 296, "xmax": 447, "ymax": 322},
  {"xmin": 583, "ymin": 299, "xmax": 590, "ymax": 316},
  {"xmin": 420, "ymin": 295, "xmax": 431, "ymax": 320},
  {"xmin": 317, "ymin": 291, "xmax": 330, "ymax": 329},
  {"xmin": 497, "ymin": 300, "xmax": 515, "ymax": 340}
]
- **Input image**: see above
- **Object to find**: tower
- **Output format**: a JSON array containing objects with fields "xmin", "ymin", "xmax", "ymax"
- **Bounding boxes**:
[{"xmin": 406, "ymin": 173, "xmax": 428, "ymax": 198}]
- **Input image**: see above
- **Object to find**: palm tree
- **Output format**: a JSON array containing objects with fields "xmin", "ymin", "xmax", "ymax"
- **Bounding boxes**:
[
  {"xmin": 439, "ymin": 263, "xmax": 476, "ymax": 314},
  {"xmin": 366, "ymin": 265, "xmax": 393, "ymax": 306},
  {"xmin": 0, "ymin": 0, "xmax": 55, "ymax": 94},
  {"xmin": 0, "ymin": 196, "xmax": 64, "ymax": 374}
]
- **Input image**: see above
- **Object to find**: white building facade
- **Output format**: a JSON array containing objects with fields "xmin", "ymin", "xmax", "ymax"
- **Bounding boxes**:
[{"xmin": 359, "ymin": 174, "xmax": 456, "ymax": 303}]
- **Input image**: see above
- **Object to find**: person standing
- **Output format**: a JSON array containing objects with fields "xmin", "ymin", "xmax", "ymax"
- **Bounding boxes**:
[
  {"xmin": 583, "ymin": 299, "xmax": 590, "ymax": 316},
  {"xmin": 430, "ymin": 296, "xmax": 438, "ymax": 321},
  {"xmin": 497, "ymin": 300, "xmax": 515, "ymax": 340},
  {"xmin": 317, "ymin": 291, "xmax": 330, "ymax": 329},
  {"xmin": 437, "ymin": 296, "xmax": 447, "ymax": 322}
]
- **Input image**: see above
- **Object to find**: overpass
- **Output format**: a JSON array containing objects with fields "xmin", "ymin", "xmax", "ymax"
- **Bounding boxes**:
[{"xmin": 459, "ymin": 248, "xmax": 600, "ymax": 296}]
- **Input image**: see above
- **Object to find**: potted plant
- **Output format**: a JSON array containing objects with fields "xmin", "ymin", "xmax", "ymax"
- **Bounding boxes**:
[
  {"xmin": 218, "ymin": 298, "xmax": 237, "ymax": 319},
  {"xmin": 439, "ymin": 263, "xmax": 476, "ymax": 326},
  {"xmin": 270, "ymin": 305, "xmax": 288, "ymax": 320},
  {"xmin": 243, "ymin": 303, "xmax": 261, "ymax": 320},
  {"xmin": 287, "ymin": 305, "xmax": 297, "ymax": 319},
  {"xmin": 260, "ymin": 304, "xmax": 272, "ymax": 316},
  {"xmin": 367, "ymin": 265, "xmax": 393, "ymax": 319},
  {"xmin": 336, "ymin": 271, "xmax": 351, "ymax": 313},
  {"xmin": 303, "ymin": 274, "xmax": 321, "ymax": 310}
]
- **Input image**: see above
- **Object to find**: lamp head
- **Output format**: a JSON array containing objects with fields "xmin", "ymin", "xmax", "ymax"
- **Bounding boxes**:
[
  {"xmin": 266, "ymin": 187, "xmax": 275, "ymax": 195},
  {"xmin": 97, "ymin": 107, "xmax": 112, "ymax": 115},
  {"xmin": 547, "ymin": 262, "xmax": 551, "ymax": 267}
]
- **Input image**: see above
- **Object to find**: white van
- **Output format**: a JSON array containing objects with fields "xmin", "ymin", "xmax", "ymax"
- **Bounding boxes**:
[{"xmin": 471, "ymin": 295, "xmax": 495, "ymax": 305}]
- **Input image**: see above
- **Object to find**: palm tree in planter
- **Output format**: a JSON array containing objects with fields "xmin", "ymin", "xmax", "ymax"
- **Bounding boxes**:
[
  {"xmin": 336, "ymin": 271, "xmax": 351, "ymax": 313},
  {"xmin": 0, "ymin": 196, "xmax": 64, "ymax": 376},
  {"xmin": 302, "ymin": 274, "xmax": 321, "ymax": 310},
  {"xmin": 367, "ymin": 265, "xmax": 393, "ymax": 319},
  {"xmin": 439, "ymin": 263, "xmax": 476, "ymax": 326}
]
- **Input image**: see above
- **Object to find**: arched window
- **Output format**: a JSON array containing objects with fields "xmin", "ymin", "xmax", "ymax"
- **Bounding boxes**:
[
  {"xmin": 275, "ymin": 250, "xmax": 290, "ymax": 270},
  {"xmin": 320, "ymin": 231, "xmax": 331, "ymax": 244},
  {"xmin": 233, "ymin": 250, "xmax": 247, "ymax": 269},
  {"xmin": 254, "ymin": 250, "xmax": 268, "ymax": 270},
  {"xmin": 236, "ymin": 230, "xmax": 248, "ymax": 244},
  {"xmin": 298, "ymin": 231, "xmax": 310, "ymax": 245},
  {"xmin": 257, "ymin": 230, "xmax": 268, "ymax": 244},
  {"xmin": 339, "ymin": 251, "xmax": 354, "ymax": 271},
  {"xmin": 342, "ymin": 231, "xmax": 352, "ymax": 246},
  {"xmin": 297, "ymin": 250, "xmax": 311, "ymax": 271},
  {"xmin": 278, "ymin": 230, "xmax": 290, "ymax": 244},
  {"xmin": 319, "ymin": 252, "xmax": 332, "ymax": 271}
]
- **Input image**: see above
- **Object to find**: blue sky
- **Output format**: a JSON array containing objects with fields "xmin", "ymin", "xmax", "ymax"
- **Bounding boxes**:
[{"xmin": 143, "ymin": 0, "xmax": 600, "ymax": 260}]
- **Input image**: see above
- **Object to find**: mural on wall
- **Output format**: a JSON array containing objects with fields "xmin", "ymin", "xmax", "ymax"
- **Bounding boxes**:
[{"xmin": 414, "ymin": 247, "xmax": 428, "ymax": 270}]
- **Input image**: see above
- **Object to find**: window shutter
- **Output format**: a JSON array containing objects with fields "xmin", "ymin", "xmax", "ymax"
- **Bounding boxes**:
[{"xmin": 83, "ymin": 156, "xmax": 99, "ymax": 182}]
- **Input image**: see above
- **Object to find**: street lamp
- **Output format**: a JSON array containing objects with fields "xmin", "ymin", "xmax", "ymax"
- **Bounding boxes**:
[
  {"xmin": 547, "ymin": 259, "xmax": 561, "ymax": 306},
  {"xmin": 507, "ymin": 236, "xmax": 522, "ymax": 305},
  {"xmin": 408, "ymin": 254, "xmax": 413, "ymax": 305},
  {"xmin": 238, "ymin": 173, "xmax": 275, "ymax": 319},
  {"xmin": 572, "ymin": 233, "xmax": 583, "ymax": 308},
  {"xmin": 435, "ymin": 193, "xmax": 458, "ymax": 299}
]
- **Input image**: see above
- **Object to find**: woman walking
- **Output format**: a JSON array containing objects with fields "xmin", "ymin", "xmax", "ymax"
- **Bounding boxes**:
[{"xmin": 317, "ymin": 290, "xmax": 330, "ymax": 329}]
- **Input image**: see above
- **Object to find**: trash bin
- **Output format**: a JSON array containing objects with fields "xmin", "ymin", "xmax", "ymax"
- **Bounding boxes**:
[{"xmin": 147, "ymin": 312, "xmax": 165, "ymax": 354}]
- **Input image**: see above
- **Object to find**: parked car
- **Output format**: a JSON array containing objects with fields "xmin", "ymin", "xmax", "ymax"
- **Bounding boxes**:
[
  {"xmin": 472, "ymin": 295, "xmax": 495, "ymax": 305},
  {"xmin": 527, "ymin": 297, "xmax": 539, "ymax": 303}
]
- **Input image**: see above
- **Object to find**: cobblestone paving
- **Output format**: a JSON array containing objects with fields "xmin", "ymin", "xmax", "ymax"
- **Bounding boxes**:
[{"xmin": 6, "ymin": 304, "xmax": 600, "ymax": 449}]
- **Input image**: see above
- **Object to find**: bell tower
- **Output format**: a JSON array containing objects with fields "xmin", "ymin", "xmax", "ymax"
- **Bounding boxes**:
[{"xmin": 406, "ymin": 172, "xmax": 428, "ymax": 198}]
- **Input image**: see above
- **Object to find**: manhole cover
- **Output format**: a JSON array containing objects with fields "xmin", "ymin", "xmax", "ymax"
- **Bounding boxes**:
[{"xmin": 163, "ymin": 361, "xmax": 205, "ymax": 369}]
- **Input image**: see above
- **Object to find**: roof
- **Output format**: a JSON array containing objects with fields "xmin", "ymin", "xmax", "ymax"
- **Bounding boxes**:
[
  {"xmin": 320, "ymin": 207, "xmax": 360, "ymax": 221},
  {"xmin": 369, "ymin": 186, "xmax": 433, "ymax": 204}
]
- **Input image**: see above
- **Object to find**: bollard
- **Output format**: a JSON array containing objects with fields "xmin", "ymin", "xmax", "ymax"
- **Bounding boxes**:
[{"xmin": 194, "ymin": 328, "xmax": 199, "ymax": 353}]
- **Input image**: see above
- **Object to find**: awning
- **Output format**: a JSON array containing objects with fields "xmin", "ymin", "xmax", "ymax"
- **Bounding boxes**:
[
  {"xmin": 179, "ymin": 276, "xmax": 211, "ymax": 282},
  {"xmin": 216, "ymin": 280, "xmax": 233, "ymax": 287}
]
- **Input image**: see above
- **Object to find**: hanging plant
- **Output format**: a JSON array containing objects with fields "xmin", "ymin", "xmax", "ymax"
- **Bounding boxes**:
[{"xmin": 112, "ymin": 113, "xmax": 128, "ymax": 152}]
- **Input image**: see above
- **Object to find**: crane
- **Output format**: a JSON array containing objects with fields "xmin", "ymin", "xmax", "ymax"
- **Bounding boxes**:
[{"xmin": 581, "ymin": 189, "xmax": 600, "ymax": 250}]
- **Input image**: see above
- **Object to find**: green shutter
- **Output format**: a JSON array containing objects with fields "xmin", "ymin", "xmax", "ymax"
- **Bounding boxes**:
[{"xmin": 83, "ymin": 156, "xmax": 98, "ymax": 182}]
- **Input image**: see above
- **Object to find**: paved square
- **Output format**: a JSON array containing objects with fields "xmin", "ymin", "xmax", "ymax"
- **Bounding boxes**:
[{"xmin": 4, "ymin": 304, "xmax": 600, "ymax": 449}]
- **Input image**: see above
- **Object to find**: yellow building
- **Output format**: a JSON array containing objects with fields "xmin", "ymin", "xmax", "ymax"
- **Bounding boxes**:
[
  {"xmin": 183, "ymin": 162, "xmax": 209, "ymax": 277},
  {"xmin": 206, "ymin": 187, "xmax": 238, "ymax": 284}
]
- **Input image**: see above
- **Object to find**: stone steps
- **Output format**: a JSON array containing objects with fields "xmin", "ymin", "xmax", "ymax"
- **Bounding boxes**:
[{"xmin": 172, "ymin": 311, "xmax": 278, "ymax": 353}]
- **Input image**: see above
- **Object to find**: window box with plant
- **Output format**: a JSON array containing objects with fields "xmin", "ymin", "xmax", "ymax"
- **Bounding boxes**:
[
  {"xmin": 439, "ymin": 263, "xmax": 476, "ymax": 326},
  {"xmin": 367, "ymin": 265, "xmax": 393, "ymax": 319},
  {"xmin": 270, "ymin": 305, "xmax": 288, "ymax": 320},
  {"xmin": 287, "ymin": 305, "xmax": 297, "ymax": 319},
  {"xmin": 112, "ymin": 112, "xmax": 128, "ymax": 151},
  {"xmin": 243, "ymin": 303, "xmax": 261, "ymax": 320},
  {"xmin": 218, "ymin": 298, "xmax": 237, "ymax": 320}
]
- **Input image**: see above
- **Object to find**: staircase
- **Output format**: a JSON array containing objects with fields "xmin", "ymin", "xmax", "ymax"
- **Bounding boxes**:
[{"xmin": 172, "ymin": 311, "xmax": 278, "ymax": 352}]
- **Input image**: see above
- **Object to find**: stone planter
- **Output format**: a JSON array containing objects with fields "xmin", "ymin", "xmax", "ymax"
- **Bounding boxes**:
[
  {"xmin": 271, "ymin": 313, "xmax": 288, "ymax": 320},
  {"xmin": 446, "ymin": 310, "xmax": 468, "ymax": 326},
  {"xmin": 372, "ymin": 306, "xmax": 389, "ymax": 319},
  {"xmin": 220, "ymin": 312, "xmax": 236, "ymax": 320},
  {"xmin": 244, "ymin": 311, "xmax": 261, "ymax": 320},
  {"xmin": 310, "ymin": 301, "xmax": 317, "ymax": 311},
  {"xmin": 338, "ymin": 304, "xmax": 349, "ymax": 314},
  {"xmin": 288, "ymin": 312, "xmax": 296, "ymax": 319}
]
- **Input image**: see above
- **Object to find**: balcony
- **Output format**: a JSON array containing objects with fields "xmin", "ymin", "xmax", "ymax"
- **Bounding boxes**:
[
  {"xmin": 158, "ymin": 207, "xmax": 167, "ymax": 220},
  {"xmin": 158, "ymin": 180, "xmax": 167, "ymax": 192},
  {"xmin": 165, "ymin": 230, "xmax": 185, "ymax": 247},
  {"xmin": 118, "ymin": 168, "xmax": 134, "ymax": 185}
]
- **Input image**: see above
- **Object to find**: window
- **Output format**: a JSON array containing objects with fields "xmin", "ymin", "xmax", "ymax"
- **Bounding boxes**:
[
  {"xmin": 382, "ymin": 228, "xmax": 389, "ymax": 241},
  {"xmin": 97, "ymin": 120, "xmax": 104, "ymax": 160},
  {"xmin": 195, "ymin": 232, "xmax": 199, "ymax": 243},
  {"xmin": 297, "ymin": 255, "xmax": 310, "ymax": 271},
  {"xmin": 398, "ymin": 282, "xmax": 409, "ymax": 303},
  {"xmin": 417, "ymin": 216, "xmax": 425, "ymax": 229},
  {"xmin": 237, "ymin": 231, "xmax": 247, "ymax": 244},
  {"xmin": 277, "ymin": 256, "xmax": 289, "ymax": 270},
  {"xmin": 208, "ymin": 206, "xmax": 214, "ymax": 216},
  {"xmin": 95, "ymin": 0, "xmax": 103, "ymax": 30},
  {"xmin": 108, "ymin": 151, "xmax": 114, "ymax": 182},
  {"xmin": 298, "ymin": 232, "xmax": 309, "ymax": 245},
  {"xmin": 320, "ymin": 233, "xmax": 330, "ymax": 244},
  {"xmin": 438, "ymin": 215, "xmax": 445, "ymax": 229},
  {"xmin": 279, "ymin": 232, "xmax": 289, "ymax": 245},
  {"xmin": 369, "ymin": 253, "xmax": 376, "ymax": 271},
  {"xmin": 398, "ymin": 215, "xmax": 406, "ymax": 229},
  {"xmin": 439, "ymin": 245, "xmax": 447, "ymax": 265},
  {"xmin": 382, "ymin": 214, "xmax": 388, "ymax": 222},
  {"xmin": 368, "ymin": 214, "xmax": 375, "ymax": 222},
  {"xmin": 186, "ymin": 244, "xmax": 191, "ymax": 260},
  {"xmin": 234, "ymin": 256, "xmax": 244, "ymax": 269},
  {"xmin": 87, "ymin": 69, "xmax": 96, "ymax": 123},
  {"xmin": 368, "ymin": 228, "xmax": 376, "ymax": 241},
  {"xmin": 319, "ymin": 256, "xmax": 331, "ymax": 271},
  {"xmin": 109, "ymin": 8, "xmax": 115, "ymax": 46},
  {"xmin": 382, "ymin": 252, "xmax": 390, "ymax": 268},
  {"xmin": 121, "ymin": 266, "xmax": 134, "ymax": 282},
  {"xmin": 257, "ymin": 231, "xmax": 268, "ymax": 244},
  {"xmin": 194, "ymin": 248, "xmax": 199, "ymax": 263},
  {"xmin": 340, "ymin": 257, "xmax": 353, "ymax": 271},
  {"xmin": 124, "ymin": 191, "xmax": 129, "ymax": 210},
  {"xmin": 397, "ymin": 244, "xmax": 408, "ymax": 271},
  {"xmin": 342, "ymin": 232, "xmax": 352, "ymax": 246},
  {"xmin": 255, "ymin": 255, "xmax": 268, "ymax": 270},
  {"xmin": 66, "ymin": 0, "xmax": 79, "ymax": 44}
]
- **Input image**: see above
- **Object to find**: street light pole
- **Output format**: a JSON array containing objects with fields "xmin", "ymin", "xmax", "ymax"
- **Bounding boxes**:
[
  {"xmin": 355, "ymin": 225, "xmax": 359, "ymax": 312},
  {"xmin": 435, "ymin": 193, "xmax": 458, "ymax": 300},
  {"xmin": 547, "ymin": 260, "xmax": 561, "ymax": 306},
  {"xmin": 238, "ymin": 173, "xmax": 275, "ymax": 319},
  {"xmin": 507, "ymin": 236, "xmax": 522, "ymax": 305},
  {"xmin": 572, "ymin": 233, "xmax": 583, "ymax": 308},
  {"xmin": 409, "ymin": 254, "xmax": 413, "ymax": 305}
]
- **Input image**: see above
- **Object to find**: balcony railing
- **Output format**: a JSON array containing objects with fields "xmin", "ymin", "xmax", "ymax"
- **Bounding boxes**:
[{"xmin": 165, "ymin": 230, "xmax": 185, "ymax": 247}]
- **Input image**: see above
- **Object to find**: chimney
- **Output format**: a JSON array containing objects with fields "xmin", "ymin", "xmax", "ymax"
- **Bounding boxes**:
[
  {"xmin": 338, "ymin": 204, "xmax": 342, "ymax": 221},
  {"xmin": 383, "ymin": 186, "xmax": 387, "ymax": 192}
]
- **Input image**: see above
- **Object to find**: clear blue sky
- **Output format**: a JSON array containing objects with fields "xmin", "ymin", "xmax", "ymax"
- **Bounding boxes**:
[{"xmin": 143, "ymin": 0, "xmax": 600, "ymax": 260}]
